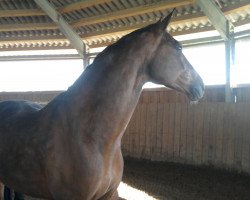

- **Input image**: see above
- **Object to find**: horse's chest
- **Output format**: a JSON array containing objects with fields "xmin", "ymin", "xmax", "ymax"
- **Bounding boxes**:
[
  {"xmin": 49, "ymin": 147, "xmax": 123, "ymax": 199},
  {"xmin": 94, "ymin": 150, "xmax": 123, "ymax": 199}
]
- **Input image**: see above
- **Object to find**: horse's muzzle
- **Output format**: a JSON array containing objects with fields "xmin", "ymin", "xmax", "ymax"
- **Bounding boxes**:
[
  {"xmin": 190, "ymin": 86, "xmax": 204, "ymax": 100},
  {"xmin": 188, "ymin": 85, "xmax": 204, "ymax": 101}
]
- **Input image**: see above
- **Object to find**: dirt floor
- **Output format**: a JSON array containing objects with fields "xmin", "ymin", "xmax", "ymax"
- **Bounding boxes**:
[{"xmin": 121, "ymin": 158, "xmax": 250, "ymax": 200}]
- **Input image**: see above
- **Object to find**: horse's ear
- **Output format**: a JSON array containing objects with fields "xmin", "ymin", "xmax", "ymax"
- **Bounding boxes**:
[{"xmin": 160, "ymin": 9, "xmax": 175, "ymax": 30}]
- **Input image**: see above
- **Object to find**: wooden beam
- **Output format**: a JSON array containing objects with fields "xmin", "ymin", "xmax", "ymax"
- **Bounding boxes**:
[
  {"xmin": 71, "ymin": 0, "xmax": 195, "ymax": 27},
  {"xmin": 34, "ymin": 0, "xmax": 86, "ymax": 58},
  {"xmin": 59, "ymin": 0, "xmax": 112, "ymax": 13},
  {"xmin": 224, "ymin": 1, "xmax": 250, "ymax": 15},
  {"xmin": 0, "ymin": 54, "xmax": 80, "ymax": 61},
  {"xmin": 0, "ymin": 45, "xmax": 72, "ymax": 51},
  {"xmin": 0, "ymin": 23, "xmax": 57, "ymax": 31},
  {"xmin": 0, "ymin": 9, "xmax": 44, "ymax": 17}
]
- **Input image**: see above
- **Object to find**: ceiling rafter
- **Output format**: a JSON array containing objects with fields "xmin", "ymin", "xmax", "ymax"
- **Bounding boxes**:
[
  {"xmin": 0, "ymin": 23, "xmax": 57, "ymax": 32},
  {"xmin": 71, "ymin": 0, "xmax": 195, "ymax": 27},
  {"xmin": 0, "ymin": 9, "xmax": 44, "ymax": 17},
  {"xmin": 58, "ymin": 0, "xmax": 112, "ymax": 13}
]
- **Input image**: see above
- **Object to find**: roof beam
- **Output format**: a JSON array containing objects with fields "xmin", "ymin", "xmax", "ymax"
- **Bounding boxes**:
[
  {"xmin": 0, "ymin": 23, "xmax": 57, "ymax": 32},
  {"xmin": 71, "ymin": 0, "xmax": 195, "ymax": 27},
  {"xmin": 34, "ymin": 0, "xmax": 86, "ymax": 58},
  {"xmin": 196, "ymin": 0, "xmax": 234, "ymax": 40},
  {"xmin": 0, "ymin": 9, "xmax": 44, "ymax": 17},
  {"xmin": 59, "ymin": 0, "xmax": 112, "ymax": 13}
]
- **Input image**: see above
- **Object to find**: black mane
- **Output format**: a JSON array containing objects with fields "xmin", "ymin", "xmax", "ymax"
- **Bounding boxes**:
[{"xmin": 94, "ymin": 22, "xmax": 158, "ymax": 63}]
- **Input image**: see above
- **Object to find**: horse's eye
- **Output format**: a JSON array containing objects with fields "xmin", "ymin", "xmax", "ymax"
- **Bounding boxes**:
[{"xmin": 177, "ymin": 44, "xmax": 182, "ymax": 51}]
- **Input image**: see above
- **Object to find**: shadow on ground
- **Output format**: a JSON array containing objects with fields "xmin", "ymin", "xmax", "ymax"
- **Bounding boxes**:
[{"xmin": 122, "ymin": 158, "xmax": 250, "ymax": 200}]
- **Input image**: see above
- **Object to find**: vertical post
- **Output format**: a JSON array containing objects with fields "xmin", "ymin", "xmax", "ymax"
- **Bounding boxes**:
[
  {"xmin": 196, "ymin": 0, "xmax": 235, "ymax": 102},
  {"xmin": 225, "ymin": 41, "xmax": 231, "ymax": 102},
  {"xmin": 83, "ymin": 45, "xmax": 90, "ymax": 69},
  {"xmin": 225, "ymin": 22, "xmax": 235, "ymax": 102}
]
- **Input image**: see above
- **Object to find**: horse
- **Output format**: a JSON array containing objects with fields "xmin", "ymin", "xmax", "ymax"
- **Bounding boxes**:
[{"xmin": 0, "ymin": 10, "xmax": 204, "ymax": 200}]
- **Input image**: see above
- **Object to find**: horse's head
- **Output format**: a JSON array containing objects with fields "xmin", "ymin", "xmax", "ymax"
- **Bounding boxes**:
[{"xmin": 147, "ymin": 10, "xmax": 204, "ymax": 101}]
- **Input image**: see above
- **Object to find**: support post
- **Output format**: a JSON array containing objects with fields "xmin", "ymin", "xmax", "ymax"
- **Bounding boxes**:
[
  {"xmin": 224, "ymin": 22, "xmax": 235, "ymax": 102},
  {"xmin": 83, "ymin": 45, "xmax": 90, "ymax": 69},
  {"xmin": 225, "ymin": 40, "xmax": 232, "ymax": 102},
  {"xmin": 34, "ymin": 0, "xmax": 87, "ymax": 58},
  {"xmin": 196, "ymin": 0, "xmax": 235, "ymax": 102}
]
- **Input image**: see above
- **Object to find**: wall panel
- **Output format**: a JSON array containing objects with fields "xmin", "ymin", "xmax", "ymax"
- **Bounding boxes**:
[{"xmin": 123, "ymin": 101, "xmax": 250, "ymax": 174}]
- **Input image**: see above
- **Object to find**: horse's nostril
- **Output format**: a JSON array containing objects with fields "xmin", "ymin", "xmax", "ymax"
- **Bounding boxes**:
[{"xmin": 191, "ymin": 85, "xmax": 204, "ymax": 99}]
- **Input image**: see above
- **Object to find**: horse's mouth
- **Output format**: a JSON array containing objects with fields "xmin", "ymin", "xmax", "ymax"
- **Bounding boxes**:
[{"xmin": 187, "ymin": 85, "xmax": 204, "ymax": 101}]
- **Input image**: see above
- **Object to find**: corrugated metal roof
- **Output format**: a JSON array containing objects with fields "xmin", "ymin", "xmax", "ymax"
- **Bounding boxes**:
[{"xmin": 0, "ymin": 0, "xmax": 249, "ymax": 51}]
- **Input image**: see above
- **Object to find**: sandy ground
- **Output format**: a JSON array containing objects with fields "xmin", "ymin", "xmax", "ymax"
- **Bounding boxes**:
[
  {"xmin": 121, "ymin": 158, "xmax": 250, "ymax": 200},
  {"xmin": 23, "ymin": 158, "xmax": 250, "ymax": 200}
]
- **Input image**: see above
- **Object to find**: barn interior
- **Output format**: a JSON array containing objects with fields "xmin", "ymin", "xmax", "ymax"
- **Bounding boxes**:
[{"xmin": 0, "ymin": 0, "xmax": 250, "ymax": 199}]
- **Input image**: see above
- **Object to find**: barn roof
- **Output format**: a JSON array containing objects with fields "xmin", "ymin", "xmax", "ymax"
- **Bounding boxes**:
[{"xmin": 0, "ymin": 0, "xmax": 249, "ymax": 51}]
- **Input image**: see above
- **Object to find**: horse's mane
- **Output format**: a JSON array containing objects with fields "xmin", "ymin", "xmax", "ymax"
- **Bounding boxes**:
[{"xmin": 93, "ymin": 23, "xmax": 158, "ymax": 64}]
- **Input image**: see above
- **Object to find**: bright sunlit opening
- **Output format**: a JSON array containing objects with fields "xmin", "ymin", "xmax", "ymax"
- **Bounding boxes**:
[
  {"xmin": 118, "ymin": 182, "xmax": 159, "ymax": 200},
  {"xmin": 0, "ymin": 59, "xmax": 83, "ymax": 92},
  {"xmin": 183, "ymin": 43, "xmax": 226, "ymax": 85}
]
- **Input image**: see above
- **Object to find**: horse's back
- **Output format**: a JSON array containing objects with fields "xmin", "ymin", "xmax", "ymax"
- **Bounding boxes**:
[
  {"xmin": 0, "ymin": 100, "xmax": 52, "ymax": 198},
  {"xmin": 0, "ymin": 100, "xmax": 42, "ymax": 119}
]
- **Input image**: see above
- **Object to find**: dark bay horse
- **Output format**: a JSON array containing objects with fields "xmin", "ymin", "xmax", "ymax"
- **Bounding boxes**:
[{"xmin": 0, "ymin": 11, "xmax": 204, "ymax": 200}]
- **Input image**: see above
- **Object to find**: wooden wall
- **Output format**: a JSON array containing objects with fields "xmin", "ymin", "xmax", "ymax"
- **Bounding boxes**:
[
  {"xmin": 0, "ymin": 85, "xmax": 250, "ymax": 173},
  {"xmin": 0, "ymin": 91, "xmax": 61, "ymax": 104},
  {"xmin": 122, "ymin": 102, "xmax": 250, "ymax": 173},
  {"xmin": 123, "ymin": 86, "xmax": 250, "ymax": 174}
]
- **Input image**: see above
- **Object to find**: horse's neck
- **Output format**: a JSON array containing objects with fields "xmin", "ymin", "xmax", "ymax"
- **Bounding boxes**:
[{"xmin": 66, "ymin": 50, "xmax": 147, "ymax": 145}]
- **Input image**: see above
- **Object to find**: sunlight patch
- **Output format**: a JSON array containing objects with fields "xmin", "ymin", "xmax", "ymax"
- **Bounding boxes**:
[{"xmin": 118, "ymin": 182, "xmax": 159, "ymax": 200}]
